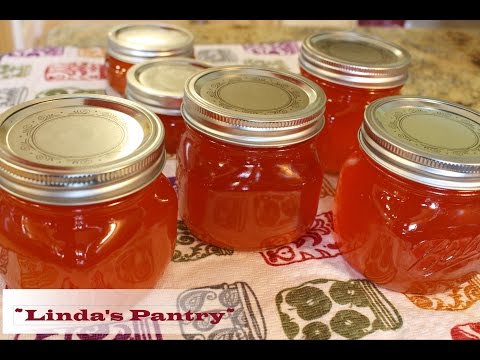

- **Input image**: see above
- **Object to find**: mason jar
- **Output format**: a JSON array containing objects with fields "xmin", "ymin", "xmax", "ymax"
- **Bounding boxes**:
[
  {"xmin": 299, "ymin": 31, "xmax": 411, "ymax": 174},
  {"xmin": 177, "ymin": 66, "xmax": 326, "ymax": 250},
  {"xmin": 0, "ymin": 95, "xmax": 177, "ymax": 288},
  {"xmin": 335, "ymin": 96, "xmax": 480, "ymax": 294},
  {"xmin": 105, "ymin": 23, "xmax": 194, "ymax": 96}
]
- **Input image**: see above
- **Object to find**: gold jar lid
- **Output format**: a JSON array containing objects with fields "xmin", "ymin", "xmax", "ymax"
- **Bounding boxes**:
[
  {"xmin": 107, "ymin": 24, "xmax": 194, "ymax": 64},
  {"xmin": 360, "ymin": 96, "xmax": 480, "ymax": 190},
  {"xmin": 126, "ymin": 57, "xmax": 211, "ymax": 116},
  {"xmin": 0, "ymin": 95, "xmax": 166, "ymax": 205},
  {"xmin": 182, "ymin": 66, "xmax": 326, "ymax": 147},
  {"xmin": 300, "ymin": 31, "xmax": 411, "ymax": 89}
]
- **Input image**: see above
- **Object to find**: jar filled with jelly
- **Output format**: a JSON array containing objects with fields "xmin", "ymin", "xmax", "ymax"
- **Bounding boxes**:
[
  {"xmin": 0, "ymin": 95, "xmax": 177, "ymax": 289},
  {"xmin": 335, "ymin": 96, "xmax": 480, "ymax": 294},
  {"xmin": 299, "ymin": 31, "xmax": 411, "ymax": 174},
  {"xmin": 177, "ymin": 66, "xmax": 326, "ymax": 250},
  {"xmin": 126, "ymin": 58, "xmax": 211, "ymax": 155},
  {"xmin": 106, "ymin": 24, "xmax": 194, "ymax": 96}
]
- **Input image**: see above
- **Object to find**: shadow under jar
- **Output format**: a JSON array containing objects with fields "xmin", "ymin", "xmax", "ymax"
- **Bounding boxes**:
[
  {"xmin": 126, "ymin": 58, "xmax": 211, "ymax": 155},
  {"xmin": 106, "ymin": 24, "xmax": 194, "ymax": 97},
  {"xmin": 0, "ymin": 95, "xmax": 177, "ymax": 289},
  {"xmin": 177, "ymin": 66, "xmax": 327, "ymax": 251},
  {"xmin": 334, "ymin": 96, "xmax": 480, "ymax": 294},
  {"xmin": 299, "ymin": 31, "xmax": 411, "ymax": 174}
]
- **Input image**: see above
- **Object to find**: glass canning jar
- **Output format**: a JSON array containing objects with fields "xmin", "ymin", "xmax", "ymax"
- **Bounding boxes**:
[
  {"xmin": 126, "ymin": 58, "xmax": 211, "ymax": 155},
  {"xmin": 177, "ymin": 66, "xmax": 327, "ymax": 251},
  {"xmin": 0, "ymin": 95, "xmax": 177, "ymax": 289},
  {"xmin": 105, "ymin": 24, "xmax": 194, "ymax": 96},
  {"xmin": 334, "ymin": 96, "xmax": 480, "ymax": 294},
  {"xmin": 299, "ymin": 31, "xmax": 411, "ymax": 174}
]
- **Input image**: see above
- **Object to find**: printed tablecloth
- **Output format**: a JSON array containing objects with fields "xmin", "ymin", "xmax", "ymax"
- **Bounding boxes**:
[{"xmin": 0, "ymin": 43, "xmax": 479, "ymax": 340}]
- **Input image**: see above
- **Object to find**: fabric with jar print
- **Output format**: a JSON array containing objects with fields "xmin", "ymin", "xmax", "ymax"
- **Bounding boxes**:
[{"xmin": 0, "ymin": 44, "xmax": 479, "ymax": 340}]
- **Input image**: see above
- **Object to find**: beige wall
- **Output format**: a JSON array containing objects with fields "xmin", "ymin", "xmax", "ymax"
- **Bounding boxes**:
[{"xmin": 0, "ymin": 21, "xmax": 14, "ymax": 53}]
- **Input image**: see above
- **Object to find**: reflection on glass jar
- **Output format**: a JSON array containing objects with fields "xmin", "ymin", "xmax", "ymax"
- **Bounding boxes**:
[
  {"xmin": 198, "ymin": 190, "xmax": 303, "ymax": 250},
  {"xmin": 0, "ymin": 95, "xmax": 177, "ymax": 289}
]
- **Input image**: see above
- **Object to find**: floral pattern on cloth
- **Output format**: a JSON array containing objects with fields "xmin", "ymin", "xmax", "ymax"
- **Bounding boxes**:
[
  {"xmin": 406, "ymin": 273, "xmax": 480, "ymax": 311},
  {"xmin": 259, "ymin": 211, "xmax": 340, "ymax": 266}
]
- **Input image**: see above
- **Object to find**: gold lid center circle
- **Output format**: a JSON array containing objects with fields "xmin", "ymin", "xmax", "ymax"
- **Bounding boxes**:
[
  {"xmin": 7, "ymin": 107, "xmax": 145, "ymax": 165},
  {"xmin": 327, "ymin": 42, "xmax": 390, "ymax": 64},
  {"xmin": 199, "ymin": 75, "xmax": 309, "ymax": 115},
  {"xmin": 397, "ymin": 113, "xmax": 478, "ymax": 151}
]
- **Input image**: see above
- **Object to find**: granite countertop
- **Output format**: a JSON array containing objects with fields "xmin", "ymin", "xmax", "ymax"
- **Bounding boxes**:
[{"xmin": 46, "ymin": 23, "xmax": 480, "ymax": 111}]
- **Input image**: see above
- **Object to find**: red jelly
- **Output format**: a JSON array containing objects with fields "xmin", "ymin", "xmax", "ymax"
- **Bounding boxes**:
[
  {"xmin": 0, "ymin": 95, "xmax": 177, "ymax": 289},
  {"xmin": 334, "ymin": 96, "xmax": 480, "ymax": 294},
  {"xmin": 106, "ymin": 24, "xmax": 194, "ymax": 96},
  {"xmin": 299, "ymin": 31, "xmax": 411, "ymax": 174},
  {"xmin": 177, "ymin": 66, "xmax": 327, "ymax": 250},
  {"xmin": 126, "ymin": 58, "xmax": 210, "ymax": 155}
]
